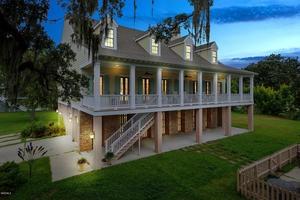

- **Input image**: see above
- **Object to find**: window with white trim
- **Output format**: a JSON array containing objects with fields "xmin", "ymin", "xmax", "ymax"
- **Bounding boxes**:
[
  {"xmin": 212, "ymin": 51, "xmax": 217, "ymax": 63},
  {"xmin": 104, "ymin": 29, "xmax": 114, "ymax": 48},
  {"xmin": 185, "ymin": 45, "xmax": 192, "ymax": 60},
  {"xmin": 151, "ymin": 38, "xmax": 159, "ymax": 55}
]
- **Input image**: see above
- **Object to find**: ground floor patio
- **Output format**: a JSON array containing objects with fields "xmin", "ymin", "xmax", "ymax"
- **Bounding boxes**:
[{"xmin": 50, "ymin": 127, "xmax": 249, "ymax": 181}]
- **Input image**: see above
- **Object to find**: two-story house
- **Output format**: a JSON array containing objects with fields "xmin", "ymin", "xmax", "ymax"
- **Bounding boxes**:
[{"xmin": 58, "ymin": 18, "xmax": 255, "ymax": 165}]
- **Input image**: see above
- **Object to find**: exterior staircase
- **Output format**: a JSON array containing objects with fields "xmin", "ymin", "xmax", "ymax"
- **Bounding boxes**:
[{"xmin": 105, "ymin": 112, "xmax": 154, "ymax": 159}]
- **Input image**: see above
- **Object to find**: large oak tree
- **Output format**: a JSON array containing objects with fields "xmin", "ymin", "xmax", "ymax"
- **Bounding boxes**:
[{"xmin": 0, "ymin": 0, "xmax": 213, "ymax": 113}]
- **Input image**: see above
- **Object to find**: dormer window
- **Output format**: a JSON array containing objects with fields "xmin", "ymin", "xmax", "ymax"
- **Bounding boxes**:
[
  {"xmin": 185, "ymin": 45, "xmax": 192, "ymax": 60},
  {"xmin": 104, "ymin": 29, "xmax": 114, "ymax": 48},
  {"xmin": 212, "ymin": 51, "xmax": 217, "ymax": 63},
  {"xmin": 150, "ymin": 38, "xmax": 160, "ymax": 55}
]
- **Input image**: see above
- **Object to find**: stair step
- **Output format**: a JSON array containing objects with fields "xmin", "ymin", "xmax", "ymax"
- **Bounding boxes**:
[{"xmin": 0, "ymin": 133, "xmax": 21, "ymax": 140}]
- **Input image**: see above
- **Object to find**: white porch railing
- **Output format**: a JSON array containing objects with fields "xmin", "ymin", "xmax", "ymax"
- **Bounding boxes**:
[
  {"xmin": 98, "ymin": 95, "xmax": 130, "ymax": 110},
  {"xmin": 81, "ymin": 93, "xmax": 253, "ymax": 111},
  {"xmin": 135, "ymin": 95, "xmax": 158, "ymax": 107},
  {"xmin": 162, "ymin": 94, "xmax": 180, "ymax": 105},
  {"xmin": 243, "ymin": 93, "xmax": 252, "ymax": 102},
  {"xmin": 231, "ymin": 94, "xmax": 241, "ymax": 102},
  {"xmin": 184, "ymin": 94, "xmax": 199, "ymax": 104},
  {"xmin": 202, "ymin": 94, "xmax": 215, "ymax": 104},
  {"xmin": 217, "ymin": 94, "xmax": 229, "ymax": 103},
  {"xmin": 81, "ymin": 96, "xmax": 95, "ymax": 109}
]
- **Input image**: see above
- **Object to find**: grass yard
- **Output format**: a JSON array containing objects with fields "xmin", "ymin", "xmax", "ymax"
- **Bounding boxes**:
[
  {"xmin": 0, "ymin": 111, "xmax": 59, "ymax": 136},
  {"xmin": 8, "ymin": 113, "xmax": 300, "ymax": 200}
]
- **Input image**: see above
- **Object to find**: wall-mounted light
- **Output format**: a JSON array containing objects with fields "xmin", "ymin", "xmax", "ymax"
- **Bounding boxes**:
[
  {"xmin": 90, "ymin": 131, "xmax": 95, "ymax": 150},
  {"xmin": 90, "ymin": 131, "xmax": 95, "ymax": 139}
]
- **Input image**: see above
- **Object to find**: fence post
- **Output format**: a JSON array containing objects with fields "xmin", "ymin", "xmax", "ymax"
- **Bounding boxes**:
[{"xmin": 237, "ymin": 171, "xmax": 240, "ymax": 192}]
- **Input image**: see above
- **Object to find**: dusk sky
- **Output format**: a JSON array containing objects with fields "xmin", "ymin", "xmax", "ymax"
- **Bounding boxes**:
[{"xmin": 45, "ymin": 0, "xmax": 300, "ymax": 66}]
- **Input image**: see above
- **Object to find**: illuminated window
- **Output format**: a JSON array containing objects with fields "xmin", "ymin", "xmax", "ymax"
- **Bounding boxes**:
[
  {"xmin": 185, "ymin": 45, "xmax": 192, "ymax": 60},
  {"xmin": 205, "ymin": 81, "xmax": 211, "ymax": 94},
  {"xmin": 142, "ymin": 78, "xmax": 150, "ymax": 95},
  {"xmin": 217, "ymin": 82, "xmax": 222, "ymax": 94},
  {"xmin": 162, "ymin": 79, "xmax": 168, "ymax": 95},
  {"xmin": 192, "ymin": 81, "xmax": 197, "ymax": 94},
  {"xmin": 151, "ymin": 38, "xmax": 159, "ymax": 55},
  {"xmin": 104, "ymin": 29, "xmax": 114, "ymax": 48},
  {"xmin": 99, "ymin": 75, "xmax": 104, "ymax": 95},
  {"xmin": 212, "ymin": 51, "xmax": 217, "ymax": 63},
  {"xmin": 120, "ymin": 77, "xmax": 129, "ymax": 95}
]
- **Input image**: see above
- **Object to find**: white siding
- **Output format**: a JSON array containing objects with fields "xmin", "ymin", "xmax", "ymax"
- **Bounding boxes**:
[{"xmin": 61, "ymin": 19, "xmax": 92, "ymax": 74}]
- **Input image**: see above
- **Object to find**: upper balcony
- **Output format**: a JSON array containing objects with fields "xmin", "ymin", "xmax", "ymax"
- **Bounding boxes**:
[
  {"xmin": 76, "ymin": 61, "xmax": 254, "ymax": 113},
  {"xmin": 81, "ymin": 93, "xmax": 252, "ymax": 111}
]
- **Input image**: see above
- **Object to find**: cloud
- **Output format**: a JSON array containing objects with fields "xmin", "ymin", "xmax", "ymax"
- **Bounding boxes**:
[
  {"xmin": 221, "ymin": 48, "xmax": 300, "ymax": 68},
  {"xmin": 212, "ymin": 4, "xmax": 300, "ymax": 24}
]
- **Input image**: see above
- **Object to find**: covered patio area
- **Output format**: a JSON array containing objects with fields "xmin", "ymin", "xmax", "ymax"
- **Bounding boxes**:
[{"xmin": 110, "ymin": 127, "xmax": 249, "ymax": 167}]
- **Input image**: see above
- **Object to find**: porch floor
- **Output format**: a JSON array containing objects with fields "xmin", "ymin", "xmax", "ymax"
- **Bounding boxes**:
[{"xmin": 111, "ymin": 127, "xmax": 249, "ymax": 167}]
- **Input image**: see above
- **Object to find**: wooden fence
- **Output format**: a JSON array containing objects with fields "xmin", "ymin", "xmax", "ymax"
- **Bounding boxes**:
[{"xmin": 237, "ymin": 144, "xmax": 300, "ymax": 200}]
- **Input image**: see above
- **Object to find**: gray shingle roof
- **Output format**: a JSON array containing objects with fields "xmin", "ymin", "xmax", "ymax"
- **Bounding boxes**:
[
  {"xmin": 97, "ymin": 25, "xmax": 254, "ymax": 75},
  {"xmin": 168, "ymin": 35, "xmax": 188, "ymax": 47},
  {"xmin": 195, "ymin": 42, "xmax": 217, "ymax": 52}
]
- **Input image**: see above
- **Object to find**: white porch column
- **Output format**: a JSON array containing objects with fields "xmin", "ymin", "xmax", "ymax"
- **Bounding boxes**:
[
  {"xmin": 197, "ymin": 71, "xmax": 203, "ymax": 104},
  {"xmin": 157, "ymin": 67, "xmax": 162, "ymax": 107},
  {"xmin": 93, "ymin": 62, "xmax": 101, "ymax": 110},
  {"xmin": 227, "ymin": 74, "xmax": 231, "ymax": 102},
  {"xmin": 213, "ymin": 73, "xmax": 218, "ymax": 103},
  {"xmin": 94, "ymin": 62, "xmax": 101, "ymax": 96},
  {"xmin": 130, "ymin": 65, "xmax": 136, "ymax": 109},
  {"xmin": 179, "ymin": 69, "xmax": 184, "ymax": 106},
  {"xmin": 222, "ymin": 80, "xmax": 226, "ymax": 94},
  {"xmin": 92, "ymin": 116, "xmax": 102, "ymax": 169},
  {"xmin": 239, "ymin": 76, "xmax": 243, "ymax": 101},
  {"xmin": 250, "ymin": 76, "xmax": 254, "ymax": 102}
]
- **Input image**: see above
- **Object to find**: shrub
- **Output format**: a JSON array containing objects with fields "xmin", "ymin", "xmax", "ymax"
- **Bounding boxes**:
[
  {"xmin": 254, "ymin": 84, "xmax": 295, "ymax": 116},
  {"xmin": 46, "ymin": 124, "xmax": 65, "ymax": 137},
  {"xmin": 0, "ymin": 162, "xmax": 24, "ymax": 192},
  {"xmin": 21, "ymin": 122, "xmax": 65, "ymax": 138},
  {"xmin": 77, "ymin": 158, "xmax": 88, "ymax": 165}
]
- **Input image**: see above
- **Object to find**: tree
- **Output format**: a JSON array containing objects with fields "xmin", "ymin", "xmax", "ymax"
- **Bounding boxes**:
[
  {"xmin": 245, "ymin": 54, "xmax": 300, "ymax": 107},
  {"xmin": 1, "ymin": 0, "xmax": 213, "ymax": 107},
  {"xmin": 20, "ymin": 42, "xmax": 88, "ymax": 120},
  {"xmin": 64, "ymin": 0, "xmax": 213, "ymax": 61},
  {"xmin": 0, "ymin": 0, "xmax": 88, "ymax": 110}
]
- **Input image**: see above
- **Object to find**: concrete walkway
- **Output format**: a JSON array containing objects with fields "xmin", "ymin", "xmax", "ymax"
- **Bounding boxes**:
[
  {"xmin": 50, "ymin": 127, "xmax": 249, "ymax": 181},
  {"xmin": 280, "ymin": 167, "xmax": 300, "ymax": 182},
  {"xmin": 0, "ymin": 135, "xmax": 78, "ymax": 165}
]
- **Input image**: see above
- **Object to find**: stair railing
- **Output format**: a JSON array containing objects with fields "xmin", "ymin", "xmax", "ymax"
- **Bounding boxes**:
[
  {"xmin": 110, "ymin": 113, "xmax": 154, "ymax": 155},
  {"xmin": 105, "ymin": 113, "xmax": 144, "ymax": 153}
]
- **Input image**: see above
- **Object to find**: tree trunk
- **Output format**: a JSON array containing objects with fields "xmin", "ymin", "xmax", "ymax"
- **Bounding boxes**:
[{"xmin": 31, "ymin": 108, "xmax": 36, "ymax": 122}]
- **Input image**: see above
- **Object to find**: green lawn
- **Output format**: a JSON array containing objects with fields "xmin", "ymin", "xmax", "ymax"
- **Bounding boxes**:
[
  {"xmin": 0, "ymin": 111, "xmax": 58, "ymax": 136},
  {"xmin": 8, "ymin": 113, "xmax": 300, "ymax": 200}
]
